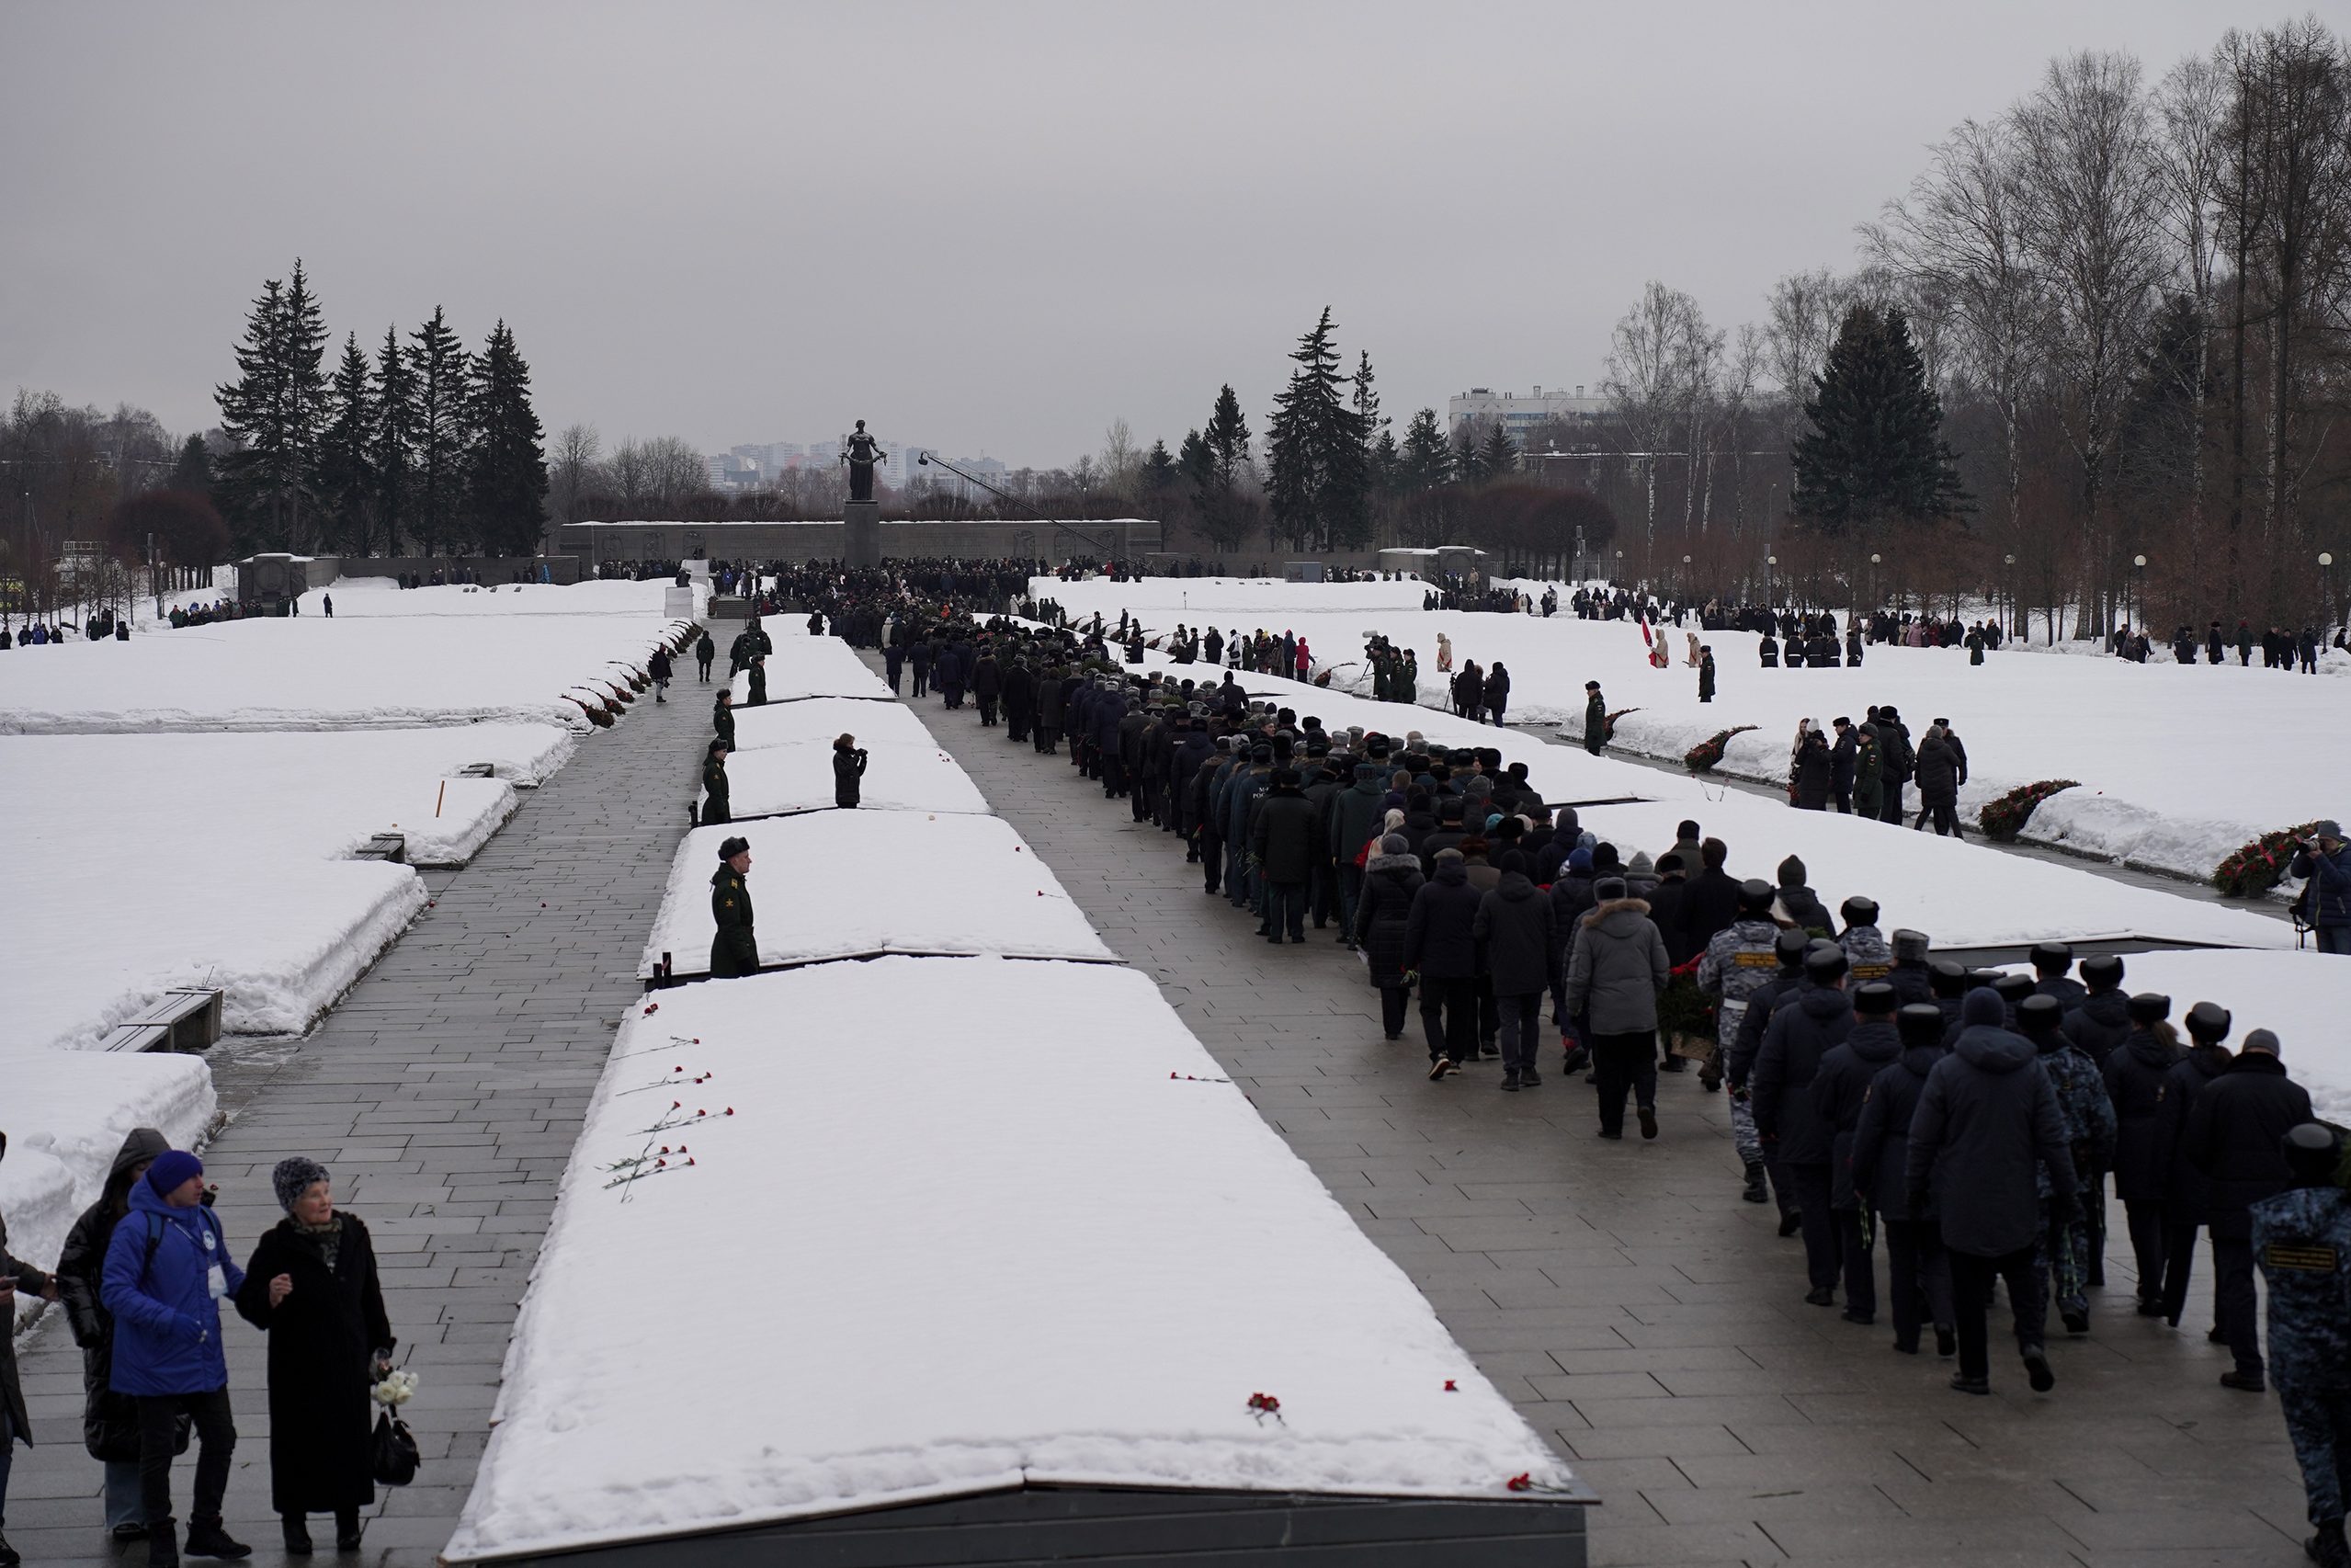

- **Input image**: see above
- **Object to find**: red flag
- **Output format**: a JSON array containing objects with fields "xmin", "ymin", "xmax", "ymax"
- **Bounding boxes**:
[{"xmin": 1637, "ymin": 608, "xmax": 1653, "ymax": 646}]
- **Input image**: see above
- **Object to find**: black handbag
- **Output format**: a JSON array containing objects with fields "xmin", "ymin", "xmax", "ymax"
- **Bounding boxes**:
[{"xmin": 371, "ymin": 1410, "xmax": 420, "ymax": 1487}]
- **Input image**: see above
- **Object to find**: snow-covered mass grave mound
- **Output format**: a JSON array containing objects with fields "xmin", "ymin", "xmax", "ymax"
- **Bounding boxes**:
[
  {"xmin": 446, "ymin": 958, "xmax": 1578, "ymax": 1562},
  {"xmin": 706, "ymin": 737, "xmax": 988, "ymax": 820}
]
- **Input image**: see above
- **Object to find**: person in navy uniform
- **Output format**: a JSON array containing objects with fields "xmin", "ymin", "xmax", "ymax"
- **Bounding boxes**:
[{"xmin": 2250, "ymin": 1124, "xmax": 2351, "ymax": 1568}]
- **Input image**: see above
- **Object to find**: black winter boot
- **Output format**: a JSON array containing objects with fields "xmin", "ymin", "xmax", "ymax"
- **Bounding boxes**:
[
  {"xmin": 0, "ymin": 1529, "xmax": 18, "ymax": 1568},
  {"xmin": 148, "ymin": 1521, "xmax": 182, "ymax": 1568},
  {"xmin": 334, "ymin": 1510, "xmax": 363, "ymax": 1553},
  {"xmin": 2304, "ymin": 1517, "xmax": 2347, "ymax": 1568},
  {"xmin": 1742, "ymin": 1161, "xmax": 1769, "ymax": 1203},
  {"xmin": 184, "ymin": 1515, "xmax": 251, "ymax": 1560},
  {"xmin": 282, "ymin": 1514, "xmax": 314, "ymax": 1554}
]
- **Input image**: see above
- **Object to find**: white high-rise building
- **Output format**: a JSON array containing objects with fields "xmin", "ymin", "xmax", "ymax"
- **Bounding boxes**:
[{"xmin": 1447, "ymin": 385, "xmax": 1612, "ymax": 442}]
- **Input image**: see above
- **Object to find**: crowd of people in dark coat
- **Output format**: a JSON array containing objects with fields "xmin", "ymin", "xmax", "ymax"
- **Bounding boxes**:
[{"xmin": 812, "ymin": 600, "xmax": 2351, "ymax": 1562}]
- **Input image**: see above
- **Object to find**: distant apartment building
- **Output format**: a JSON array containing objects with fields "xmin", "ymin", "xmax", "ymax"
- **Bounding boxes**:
[{"xmin": 1446, "ymin": 385, "xmax": 1613, "ymax": 447}]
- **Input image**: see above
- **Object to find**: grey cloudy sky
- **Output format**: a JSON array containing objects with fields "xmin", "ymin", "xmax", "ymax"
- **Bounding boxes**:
[{"xmin": 0, "ymin": 0, "xmax": 2296, "ymax": 469}]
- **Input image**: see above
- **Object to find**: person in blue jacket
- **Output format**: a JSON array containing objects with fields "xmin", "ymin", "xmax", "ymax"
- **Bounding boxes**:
[
  {"xmin": 2289, "ymin": 821, "xmax": 2349, "ymax": 955},
  {"xmin": 100, "ymin": 1150, "xmax": 249, "ymax": 1565}
]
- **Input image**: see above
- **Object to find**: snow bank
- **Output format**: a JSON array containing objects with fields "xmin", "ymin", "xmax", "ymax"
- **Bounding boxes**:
[
  {"xmin": 0, "ymin": 599, "xmax": 690, "ymax": 733},
  {"xmin": 710, "ymin": 739, "xmax": 988, "ymax": 821},
  {"xmin": 725, "ymin": 638, "xmax": 891, "ymax": 703},
  {"xmin": 641, "ymin": 815, "xmax": 1115, "ymax": 978},
  {"xmin": 0, "ymin": 1051, "xmax": 216, "ymax": 1273},
  {"xmin": 2005, "ymin": 948, "xmax": 2351, "ymax": 1123},
  {"xmin": 725, "ymin": 695, "xmax": 932, "ymax": 753},
  {"xmin": 447, "ymin": 958, "xmax": 1573, "ymax": 1562},
  {"xmin": 294, "ymin": 575, "xmax": 704, "ymax": 619},
  {"xmin": 1031, "ymin": 580, "xmax": 2350, "ymax": 883}
]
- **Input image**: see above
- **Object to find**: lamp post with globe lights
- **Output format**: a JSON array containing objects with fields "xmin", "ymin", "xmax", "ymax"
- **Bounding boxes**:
[
  {"xmin": 2132, "ymin": 554, "xmax": 2147, "ymax": 642},
  {"xmin": 2323, "ymin": 551, "xmax": 2337, "ymax": 648}
]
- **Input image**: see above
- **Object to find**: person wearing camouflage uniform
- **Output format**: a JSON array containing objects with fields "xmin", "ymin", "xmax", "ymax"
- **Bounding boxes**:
[
  {"xmin": 1696, "ymin": 880, "xmax": 1783, "ymax": 1198},
  {"xmin": 1836, "ymin": 896, "xmax": 1891, "ymax": 984},
  {"xmin": 2250, "ymin": 1124, "xmax": 2351, "ymax": 1568},
  {"xmin": 1725, "ymin": 927, "xmax": 1812, "ymax": 1230},
  {"xmin": 2021, "ymin": 994, "xmax": 2117, "ymax": 1334}
]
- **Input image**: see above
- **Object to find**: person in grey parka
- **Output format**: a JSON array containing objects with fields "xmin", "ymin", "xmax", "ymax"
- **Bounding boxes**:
[{"xmin": 1564, "ymin": 875, "xmax": 1671, "ymax": 1141}]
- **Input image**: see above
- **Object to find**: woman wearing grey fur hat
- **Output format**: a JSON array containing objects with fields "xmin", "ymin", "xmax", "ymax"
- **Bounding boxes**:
[{"xmin": 233, "ymin": 1159, "xmax": 393, "ymax": 1555}]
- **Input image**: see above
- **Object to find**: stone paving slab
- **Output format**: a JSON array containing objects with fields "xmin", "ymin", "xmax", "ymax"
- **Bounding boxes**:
[
  {"xmin": 878, "ymin": 653, "xmax": 2312, "ymax": 1568},
  {"xmin": 5, "ymin": 678, "xmax": 703, "ymax": 1568}
]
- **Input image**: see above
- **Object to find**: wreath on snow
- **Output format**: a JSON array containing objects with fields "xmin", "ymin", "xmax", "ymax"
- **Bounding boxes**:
[
  {"xmin": 1978, "ymin": 779, "xmax": 2079, "ymax": 842},
  {"xmin": 1602, "ymin": 706, "xmax": 1640, "ymax": 744},
  {"xmin": 1683, "ymin": 724, "xmax": 1757, "ymax": 774},
  {"xmin": 2212, "ymin": 820, "xmax": 2327, "ymax": 900}
]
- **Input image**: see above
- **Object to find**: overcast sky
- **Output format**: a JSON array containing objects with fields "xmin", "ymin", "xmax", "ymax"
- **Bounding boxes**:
[{"xmin": 0, "ymin": 1, "xmax": 2298, "ymax": 469}]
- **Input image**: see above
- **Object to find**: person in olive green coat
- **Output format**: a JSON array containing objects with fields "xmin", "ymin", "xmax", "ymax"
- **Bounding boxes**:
[
  {"xmin": 712, "ymin": 689, "xmax": 736, "ymax": 749},
  {"xmin": 710, "ymin": 837, "xmax": 757, "ymax": 978},
  {"xmin": 701, "ymin": 740, "xmax": 733, "ymax": 825}
]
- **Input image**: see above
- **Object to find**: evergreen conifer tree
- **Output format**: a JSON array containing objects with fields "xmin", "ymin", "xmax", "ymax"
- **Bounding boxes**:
[
  {"xmin": 1192, "ymin": 386, "xmax": 1256, "ymax": 552},
  {"xmin": 1140, "ymin": 437, "xmax": 1179, "ymax": 496},
  {"xmin": 214, "ymin": 260, "xmax": 328, "ymax": 550},
  {"xmin": 1400, "ymin": 408, "xmax": 1451, "ymax": 489},
  {"xmin": 170, "ymin": 434, "xmax": 212, "ymax": 495},
  {"xmin": 1791, "ymin": 304, "xmax": 1969, "ymax": 537},
  {"xmin": 467, "ymin": 321, "xmax": 548, "ymax": 555},
  {"xmin": 1451, "ymin": 425, "xmax": 1484, "ymax": 485},
  {"xmin": 314, "ymin": 333, "xmax": 378, "ymax": 553},
  {"xmin": 1203, "ymin": 384, "xmax": 1251, "ymax": 485},
  {"xmin": 407, "ymin": 307, "xmax": 474, "ymax": 554},
  {"xmin": 1176, "ymin": 429, "xmax": 1213, "ymax": 494},
  {"xmin": 370, "ymin": 326, "xmax": 416, "ymax": 554},
  {"xmin": 1265, "ymin": 308, "xmax": 1369, "ymax": 550},
  {"xmin": 1479, "ymin": 421, "xmax": 1516, "ymax": 482}
]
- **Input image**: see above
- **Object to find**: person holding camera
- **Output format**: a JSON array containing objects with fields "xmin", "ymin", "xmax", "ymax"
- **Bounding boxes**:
[
  {"xmin": 834, "ymin": 733, "xmax": 869, "ymax": 809},
  {"xmin": 2289, "ymin": 821, "xmax": 2348, "ymax": 954}
]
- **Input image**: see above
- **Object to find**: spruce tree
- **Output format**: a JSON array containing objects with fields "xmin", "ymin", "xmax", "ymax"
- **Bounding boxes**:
[
  {"xmin": 1791, "ymin": 304, "xmax": 1968, "ymax": 537},
  {"xmin": 170, "ymin": 434, "xmax": 213, "ymax": 494},
  {"xmin": 1452, "ymin": 425, "xmax": 1484, "ymax": 485},
  {"xmin": 315, "ymin": 333, "xmax": 378, "ymax": 553},
  {"xmin": 467, "ymin": 321, "xmax": 548, "ymax": 555},
  {"xmin": 1203, "ymin": 384, "xmax": 1251, "ymax": 486},
  {"xmin": 213, "ymin": 260, "xmax": 328, "ymax": 550},
  {"xmin": 1176, "ymin": 429, "xmax": 1213, "ymax": 494},
  {"xmin": 370, "ymin": 326, "xmax": 416, "ymax": 554},
  {"xmin": 407, "ymin": 307, "xmax": 473, "ymax": 554},
  {"xmin": 1194, "ymin": 386, "xmax": 1256, "ymax": 552},
  {"xmin": 1265, "ymin": 308, "xmax": 1369, "ymax": 551},
  {"xmin": 1400, "ymin": 408, "xmax": 1451, "ymax": 489},
  {"xmin": 1479, "ymin": 421, "xmax": 1516, "ymax": 482},
  {"xmin": 1139, "ymin": 437, "xmax": 1179, "ymax": 496}
]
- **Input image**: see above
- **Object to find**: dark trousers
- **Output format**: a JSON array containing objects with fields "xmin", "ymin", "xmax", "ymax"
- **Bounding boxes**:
[
  {"xmin": 1265, "ymin": 881, "xmax": 1307, "ymax": 940},
  {"xmin": 2214, "ymin": 1234, "xmax": 2264, "ymax": 1377},
  {"xmin": 1310, "ymin": 863, "xmax": 1338, "ymax": 928},
  {"xmin": 1419, "ymin": 976, "xmax": 1478, "ymax": 1063},
  {"xmin": 1591, "ymin": 1029, "xmax": 1657, "ymax": 1134},
  {"xmin": 912, "ymin": 669, "xmax": 928, "ymax": 696},
  {"xmin": 1495, "ymin": 992, "xmax": 1542, "ymax": 1077},
  {"xmin": 1199, "ymin": 832, "xmax": 1222, "ymax": 893},
  {"xmin": 1923, "ymin": 794, "xmax": 1960, "ymax": 835},
  {"xmin": 885, "ymin": 662, "xmax": 903, "ymax": 693},
  {"xmin": 1883, "ymin": 1217, "xmax": 1953, "ymax": 1349},
  {"xmin": 1379, "ymin": 985, "xmax": 1410, "ymax": 1038},
  {"xmin": 1949, "ymin": 1244, "xmax": 2045, "ymax": 1384},
  {"xmin": 697, "ymin": 655, "xmax": 712, "ymax": 681},
  {"xmin": 1787, "ymin": 1164, "xmax": 1839, "ymax": 1290},
  {"xmin": 977, "ymin": 697, "xmax": 998, "ymax": 725},
  {"xmin": 1879, "ymin": 783, "xmax": 1906, "ymax": 824},
  {"xmin": 1337, "ymin": 863, "xmax": 1364, "ymax": 939},
  {"xmin": 139, "ymin": 1388, "xmax": 234, "ymax": 1527},
  {"xmin": 2161, "ymin": 1212, "xmax": 2217, "ymax": 1327},
  {"xmin": 2123, "ymin": 1199, "xmax": 2167, "ymax": 1306}
]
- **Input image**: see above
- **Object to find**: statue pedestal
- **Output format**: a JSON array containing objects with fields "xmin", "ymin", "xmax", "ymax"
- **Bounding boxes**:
[{"xmin": 843, "ymin": 500, "xmax": 880, "ymax": 569}]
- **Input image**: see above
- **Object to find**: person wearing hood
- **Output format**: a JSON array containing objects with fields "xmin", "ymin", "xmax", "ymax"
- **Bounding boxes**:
[
  {"xmin": 1755, "ymin": 946, "xmax": 1857, "ymax": 1305},
  {"xmin": 1, "ymin": 1131, "xmax": 64, "ymax": 1568},
  {"xmin": 1355, "ymin": 832, "xmax": 1427, "ymax": 1040},
  {"xmin": 1852, "ymin": 1004, "xmax": 1957, "ymax": 1357},
  {"xmin": 1792, "ymin": 726, "xmax": 1834, "ymax": 810},
  {"xmin": 2249, "ymin": 1124, "xmax": 2351, "ymax": 1568},
  {"xmin": 709, "ymin": 836, "xmax": 757, "ymax": 979},
  {"xmin": 1905, "ymin": 988, "xmax": 2078, "ymax": 1397},
  {"xmin": 1404, "ymin": 847, "xmax": 1487, "ymax": 1078},
  {"xmin": 1565, "ymin": 875, "xmax": 1672, "ymax": 1138},
  {"xmin": 2059, "ymin": 954, "xmax": 2131, "ymax": 1070},
  {"xmin": 1475, "ymin": 848, "xmax": 1557, "ymax": 1091},
  {"xmin": 833, "ymin": 733, "xmax": 867, "ymax": 809},
  {"xmin": 101, "ymin": 1149, "xmax": 251, "ymax": 1563},
  {"xmin": 1772, "ymin": 856, "xmax": 1832, "ymax": 937},
  {"xmin": 233, "ymin": 1159, "xmax": 393, "ymax": 1555},
  {"xmin": 2105, "ymin": 994, "xmax": 2183, "ymax": 1318},
  {"xmin": 1812, "ymin": 981, "xmax": 1903, "ymax": 1323},
  {"xmin": 2020, "ymin": 994, "xmax": 2117, "ymax": 1335},
  {"xmin": 1252, "ymin": 768, "xmax": 1318, "ymax": 943},
  {"xmin": 2186, "ymin": 1028, "xmax": 2316, "ymax": 1392},
  {"xmin": 1886, "ymin": 928, "xmax": 1935, "ymax": 1006},
  {"xmin": 54, "ymin": 1127, "xmax": 171, "ymax": 1541},
  {"xmin": 2153, "ymin": 1001, "xmax": 2234, "ymax": 1332}
]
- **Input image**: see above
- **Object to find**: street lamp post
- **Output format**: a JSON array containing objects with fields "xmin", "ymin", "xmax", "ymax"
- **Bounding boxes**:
[
  {"xmin": 1766, "ymin": 554, "xmax": 1777, "ymax": 606},
  {"xmin": 2132, "ymin": 554, "xmax": 2147, "ymax": 642},
  {"xmin": 1869, "ymin": 552, "xmax": 1881, "ymax": 616},
  {"xmin": 2323, "ymin": 551, "xmax": 2337, "ymax": 643},
  {"xmin": 2003, "ymin": 553, "xmax": 2016, "ymax": 639}
]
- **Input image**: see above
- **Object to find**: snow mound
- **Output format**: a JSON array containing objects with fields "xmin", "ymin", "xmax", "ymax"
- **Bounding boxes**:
[
  {"xmin": 0, "ymin": 1051, "xmax": 217, "ymax": 1272},
  {"xmin": 446, "ymin": 958, "xmax": 1573, "ymax": 1562},
  {"xmin": 726, "ymin": 638, "xmax": 891, "ymax": 703},
  {"xmin": 711, "ymin": 740, "xmax": 989, "ymax": 821},
  {"xmin": 641, "ymin": 815, "xmax": 1115, "ymax": 978},
  {"xmin": 726, "ymin": 696, "xmax": 932, "ymax": 753}
]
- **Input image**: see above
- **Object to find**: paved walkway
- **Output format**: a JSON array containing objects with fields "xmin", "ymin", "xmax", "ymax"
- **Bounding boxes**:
[
  {"xmin": 880, "ymin": 658, "xmax": 2313, "ymax": 1568},
  {"xmin": 6, "ymin": 676, "xmax": 706, "ymax": 1567}
]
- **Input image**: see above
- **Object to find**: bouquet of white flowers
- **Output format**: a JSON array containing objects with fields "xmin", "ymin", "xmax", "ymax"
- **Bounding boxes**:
[{"xmin": 371, "ymin": 1369, "xmax": 419, "ymax": 1408}]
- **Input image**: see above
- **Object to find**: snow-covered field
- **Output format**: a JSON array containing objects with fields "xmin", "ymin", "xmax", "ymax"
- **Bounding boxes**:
[
  {"xmin": 0, "ymin": 576, "xmax": 695, "ymax": 733},
  {"xmin": 726, "ymin": 694, "xmax": 932, "ymax": 752},
  {"xmin": 1034, "ymin": 577, "xmax": 2349, "ymax": 884},
  {"xmin": 642, "ymin": 815, "xmax": 1114, "ymax": 979},
  {"xmin": 722, "ymin": 634, "xmax": 892, "ymax": 703},
  {"xmin": 0, "ymin": 576, "xmax": 693, "ymax": 1274},
  {"xmin": 449, "ymin": 957, "xmax": 1574, "ymax": 1562},
  {"xmin": 710, "ymin": 738, "xmax": 987, "ymax": 820}
]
